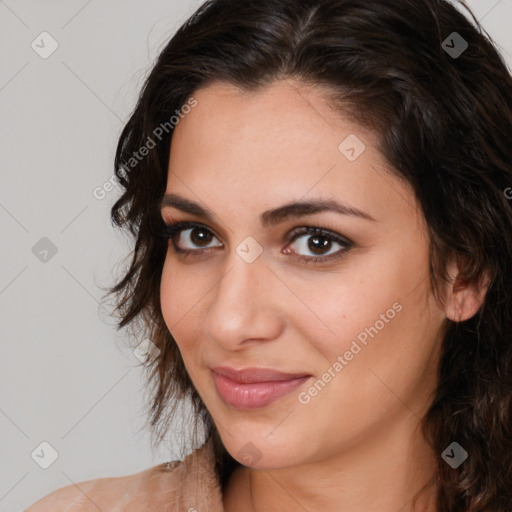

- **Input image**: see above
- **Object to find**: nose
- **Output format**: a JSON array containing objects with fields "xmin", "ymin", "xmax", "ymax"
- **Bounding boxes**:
[{"xmin": 202, "ymin": 251, "xmax": 284, "ymax": 351}]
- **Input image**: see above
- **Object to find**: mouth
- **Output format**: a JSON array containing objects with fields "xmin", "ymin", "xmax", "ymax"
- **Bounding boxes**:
[{"xmin": 210, "ymin": 366, "xmax": 312, "ymax": 410}]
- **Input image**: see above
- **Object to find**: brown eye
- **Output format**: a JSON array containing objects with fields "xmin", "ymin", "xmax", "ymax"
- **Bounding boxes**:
[
  {"xmin": 174, "ymin": 226, "xmax": 222, "ymax": 251},
  {"xmin": 159, "ymin": 221, "xmax": 224, "ymax": 254},
  {"xmin": 186, "ymin": 227, "xmax": 214, "ymax": 247},
  {"xmin": 286, "ymin": 227, "xmax": 353, "ymax": 264}
]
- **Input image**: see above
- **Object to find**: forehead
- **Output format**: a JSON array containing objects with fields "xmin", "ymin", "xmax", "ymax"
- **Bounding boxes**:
[
  {"xmin": 171, "ymin": 79, "xmax": 365, "ymax": 154},
  {"xmin": 165, "ymin": 79, "xmax": 416, "ymax": 224}
]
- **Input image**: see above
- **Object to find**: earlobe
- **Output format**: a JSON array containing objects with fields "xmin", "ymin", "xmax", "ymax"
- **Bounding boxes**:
[{"xmin": 443, "ymin": 255, "xmax": 490, "ymax": 322}]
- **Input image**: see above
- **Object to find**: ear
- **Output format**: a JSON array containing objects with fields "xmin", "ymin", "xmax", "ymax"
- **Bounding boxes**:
[{"xmin": 442, "ymin": 254, "xmax": 491, "ymax": 322}]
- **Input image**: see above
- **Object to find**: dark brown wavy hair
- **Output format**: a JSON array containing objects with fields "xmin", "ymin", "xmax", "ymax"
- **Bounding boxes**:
[{"xmin": 102, "ymin": 0, "xmax": 512, "ymax": 509}]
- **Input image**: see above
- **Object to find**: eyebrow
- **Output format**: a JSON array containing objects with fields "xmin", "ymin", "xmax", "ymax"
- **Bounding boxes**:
[{"xmin": 159, "ymin": 193, "xmax": 376, "ymax": 227}]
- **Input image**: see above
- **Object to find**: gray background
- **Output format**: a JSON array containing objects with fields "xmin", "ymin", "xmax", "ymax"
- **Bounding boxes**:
[{"xmin": 0, "ymin": 1, "xmax": 511, "ymax": 510}]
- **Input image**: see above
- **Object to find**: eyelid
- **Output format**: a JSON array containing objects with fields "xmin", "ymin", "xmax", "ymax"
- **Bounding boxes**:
[
  {"xmin": 162, "ymin": 221, "xmax": 223, "ymax": 249},
  {"xmin": 160, "ymin": 220, "xmax": 353, "ymax": 264},
  {"xmin": 288, "ymin": 226, "xmax": 353, "ymax": 246},
  {"xmin": 160, "ymin": 220, "xmax": 351, "ymax": 245},
  {"xmin": 285, "ymin": 226, "xmax": 353, "ymax": 263}
]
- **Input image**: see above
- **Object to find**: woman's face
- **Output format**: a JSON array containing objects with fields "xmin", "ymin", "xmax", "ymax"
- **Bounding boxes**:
[{"xmin": 160, "ymin": 79, "xmax": 447, "ymax": 469}]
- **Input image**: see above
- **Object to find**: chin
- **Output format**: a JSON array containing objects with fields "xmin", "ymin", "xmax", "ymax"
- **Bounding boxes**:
[{"xmin": 220, "ymin": 430, "xmax": 310, "ymax": 470}]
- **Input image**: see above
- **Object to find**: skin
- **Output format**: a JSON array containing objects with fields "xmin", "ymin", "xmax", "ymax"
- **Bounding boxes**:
[{"xmin": 159, "ymin": 79, "xmax": 488, "ymax": 512}]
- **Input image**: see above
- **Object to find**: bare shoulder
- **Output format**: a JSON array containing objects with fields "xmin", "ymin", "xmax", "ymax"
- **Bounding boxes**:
[{"xmin": 25, "ymin": 461, "xmax": 182, "ymax": 511}]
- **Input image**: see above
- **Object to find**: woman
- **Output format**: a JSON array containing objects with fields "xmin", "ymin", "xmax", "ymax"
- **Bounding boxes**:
[{"xmin": 27, "ymin": 0, "xmax": 512, "ymax": 510}]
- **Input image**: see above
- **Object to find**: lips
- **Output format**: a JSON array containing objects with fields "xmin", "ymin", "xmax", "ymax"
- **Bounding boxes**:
[
  {"xmin": 210, "ymin": 366, "xmax": 310, "ymax": 383},
  {"xmin": 210, "ymin": 366, "xmax": 312, "ymax": 410}
]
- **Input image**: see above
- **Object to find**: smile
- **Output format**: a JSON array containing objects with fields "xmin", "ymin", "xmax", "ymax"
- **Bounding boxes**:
[{"xmin": 211, "ymin": 368, "xmax": 312, "ymax": 410}]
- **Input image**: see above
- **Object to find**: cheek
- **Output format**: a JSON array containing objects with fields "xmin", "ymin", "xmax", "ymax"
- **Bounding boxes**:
[
  {"xmin": 307, "ymin": 281, "xmax": 439, "ymax": 416},
  {"xmin": 283, "ymin": 270, "xmax": 408, "ymax": 362},
  {"xmin": 160, "ymin": 259, "xmax": 176, "ymax": 326},
  {"xmin": 298, "ymin": 296, "xmax": 406, "ymax": 376},
  {"xmin": 293, "ymin": 288, "xmax": 439, "ymax": 447},
  {"xmin": 292, "ymin": 244, "xmax": 433, "ymax": 367},
  {"xmin": 160, "ymin": 261, "xmax": 208, "ymax": 389},
  {"xmin": 159, "ymin": 258, "xmax": 198, "ymax": 349}
]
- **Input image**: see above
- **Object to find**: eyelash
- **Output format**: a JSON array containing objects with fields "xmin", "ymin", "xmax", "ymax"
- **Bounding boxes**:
[{"xmin": 158, "ymin": 221, "xmax": 353, "ymax": 265}]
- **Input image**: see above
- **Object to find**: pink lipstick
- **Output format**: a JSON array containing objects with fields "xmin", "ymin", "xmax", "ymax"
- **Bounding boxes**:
[{"xmin": 211, "ymin": 366, "xmax": 311, "ymax": 410}]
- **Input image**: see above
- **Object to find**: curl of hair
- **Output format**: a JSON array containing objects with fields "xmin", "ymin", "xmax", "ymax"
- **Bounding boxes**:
[{"xmin": 102, "ymin": 0, "xmax": 512, "ymax": 509}]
